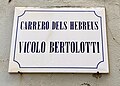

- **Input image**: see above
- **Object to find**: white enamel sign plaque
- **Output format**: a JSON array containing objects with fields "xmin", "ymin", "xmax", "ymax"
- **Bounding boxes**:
[{"xmin": 9, "ymin": 7, "xmax": 109, "ymax": 73}]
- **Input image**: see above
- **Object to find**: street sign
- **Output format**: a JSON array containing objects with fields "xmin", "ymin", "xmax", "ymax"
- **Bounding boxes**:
[{"xmin": 9, "ymin": 7, "xmax": 109, "ymax": 73}]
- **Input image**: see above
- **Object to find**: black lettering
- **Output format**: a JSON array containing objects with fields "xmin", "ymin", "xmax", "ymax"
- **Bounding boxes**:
[
  {"xmin": 80, "ymin": 42, "xmax": 85, "ymax": 53},
  {"xmin": 60, "ymin": 42, "xmax": 64, "ymax": 53},
  {"xmin": 95, "ymin": 21, "xmax": 99, "ymax": 30},
  {"xmin": 50, "ymin": 42, "xmax": 54, "ymax": 53},
  {"xmin": 71, "ymin": 42, "xmax": 75, "ymax": 53},
  {"xmin": 41, "ymin": 41, "xmax": 46, "ymax": 53}
]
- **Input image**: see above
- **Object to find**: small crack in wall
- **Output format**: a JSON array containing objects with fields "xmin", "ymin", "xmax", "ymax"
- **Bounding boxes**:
[{"xmin": 108, "ymin": 27, "xmax": 120, "ymax": 46}]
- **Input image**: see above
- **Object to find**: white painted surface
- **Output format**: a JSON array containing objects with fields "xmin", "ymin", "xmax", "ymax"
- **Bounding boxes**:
[
  {"xmin": 0, "ymin": 0, "xmax": 120, "ymax": 86},
  {"xmin": 9, "ymin": 7, "xmax": 108, "ymax": 73}
]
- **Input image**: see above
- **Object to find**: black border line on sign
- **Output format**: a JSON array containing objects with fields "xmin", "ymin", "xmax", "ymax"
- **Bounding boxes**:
[{"xmin": 13, "ymin": 9, "xmax": 104, "ymax": 69}]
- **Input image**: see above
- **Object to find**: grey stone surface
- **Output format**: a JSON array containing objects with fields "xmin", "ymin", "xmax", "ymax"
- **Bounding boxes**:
[{"xmin": 0, "ymin": 0, "xmax": 120, "ymax": 86}]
